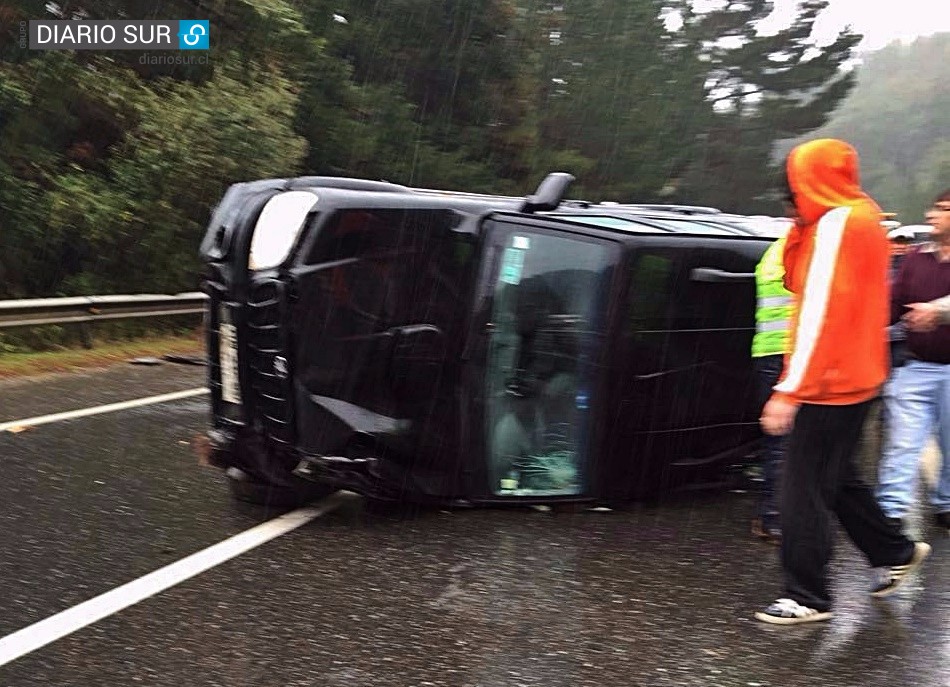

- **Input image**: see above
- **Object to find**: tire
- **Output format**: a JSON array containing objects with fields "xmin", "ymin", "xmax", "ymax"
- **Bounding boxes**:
[{"xmin": 225, "ymin": 467, "xmax": 335, "ymax": 507}]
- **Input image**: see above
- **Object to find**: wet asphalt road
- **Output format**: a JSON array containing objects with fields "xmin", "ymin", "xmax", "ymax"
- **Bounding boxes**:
[{"xmin": 0, "ymin": 363, "xmax": 947, "ymax": 686}]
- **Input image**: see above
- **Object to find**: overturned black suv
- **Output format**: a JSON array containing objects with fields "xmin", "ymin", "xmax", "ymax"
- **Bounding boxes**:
[{"xmin": 198, "ymin": 173, "xmax": 777, "ymax": 506}]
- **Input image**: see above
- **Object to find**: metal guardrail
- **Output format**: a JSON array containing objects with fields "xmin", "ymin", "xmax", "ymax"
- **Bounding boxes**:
[{"xmin": 0, "ymin": 292, "xmax": 209, "ymax": 330}]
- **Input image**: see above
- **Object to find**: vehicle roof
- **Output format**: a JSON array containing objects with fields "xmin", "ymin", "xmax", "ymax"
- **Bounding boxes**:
[
  {"xmin": 287, "ymin": 183, "xmax": 524, "ymax": 214},
  {"xmin": 560, "ymin": 201, "xmax": 723, "ymax": 216},
  {"xmin": 250, "ymin": 176, "xmax": 779, "ymax": 241},
  {"xmin": 544, "ymin": 205, "xmax": 789, "ymax": 239}
]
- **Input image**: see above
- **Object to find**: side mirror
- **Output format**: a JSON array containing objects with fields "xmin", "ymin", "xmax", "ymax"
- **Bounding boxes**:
[{"xmin": 520, "ymin": 172, "xmax": 575, "ymax": 213}]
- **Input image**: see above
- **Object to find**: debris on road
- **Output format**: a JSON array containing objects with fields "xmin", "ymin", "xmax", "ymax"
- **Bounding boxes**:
[
  {"xmin": 128, "ymin": 357, "xmax": 164, "ymax": 366},
  {"xmin": 162, "ymin": 354, "xmax": 206, "ymax": 366}
]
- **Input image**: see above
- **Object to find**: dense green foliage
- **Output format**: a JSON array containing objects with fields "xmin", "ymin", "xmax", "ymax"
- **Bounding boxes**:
[{"xmin": 0, "ymin": 1, "xmax": 868, "ymax": 299}]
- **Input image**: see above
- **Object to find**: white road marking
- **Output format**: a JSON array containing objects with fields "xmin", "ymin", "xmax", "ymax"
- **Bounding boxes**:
[
  {"xmin": 0, "ymin": 491, "xmax": 349, "ymax": 667},
  {"xmin": 0, "ymin": 388, "xmax": 210, "ymax": 433}
]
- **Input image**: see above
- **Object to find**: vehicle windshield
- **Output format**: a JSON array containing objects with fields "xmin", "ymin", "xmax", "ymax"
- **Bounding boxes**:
[{"xmin": 484, "ymin": 228, "xmax": 613, "ymax": 497}]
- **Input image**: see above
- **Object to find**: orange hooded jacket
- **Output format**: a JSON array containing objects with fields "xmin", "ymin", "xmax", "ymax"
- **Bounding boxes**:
[{"xmin": 772, "ymin": 139, "xmax": 889, "ymax": 406}]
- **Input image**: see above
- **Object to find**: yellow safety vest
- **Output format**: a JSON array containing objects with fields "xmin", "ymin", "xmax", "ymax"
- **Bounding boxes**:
[{"xmin": 752, "ymin": 237, "xmax": 793, "ymax": 358}]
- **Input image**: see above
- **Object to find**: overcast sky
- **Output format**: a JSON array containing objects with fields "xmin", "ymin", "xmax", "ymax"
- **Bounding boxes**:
[
  {"xmin": 692, "ymin": 0, "xmax": 950, "ymax": 51},
  {"xmin": 793, "ymin": 0, "xmax": 947, "ymax": 49}
]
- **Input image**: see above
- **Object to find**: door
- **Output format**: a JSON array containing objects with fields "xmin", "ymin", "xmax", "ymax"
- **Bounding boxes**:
[
  {"xmin": 615, "ymin": 238, "xmax": 764, "ymax": 486},
  {"xmin": 478, "ymin": 219, "xmax": 616, "ymax": 497},
  {"xmin": 287, "ymin": 208, "xmax": 475, "ymax": 480}
]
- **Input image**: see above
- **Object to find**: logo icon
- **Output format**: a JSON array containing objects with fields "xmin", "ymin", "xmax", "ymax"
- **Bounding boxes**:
[{"xmin": 178, "ymin": 20, "xmax": 208, "ymax": 50}]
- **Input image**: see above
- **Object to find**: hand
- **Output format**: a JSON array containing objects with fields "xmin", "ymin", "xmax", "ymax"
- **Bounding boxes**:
[
  {"xmin": 760, "ymin": 397, "xmax": 799, "ymax": 436},
  {"xmin": 903, "ymin": 302, "xmax": 940, "ymax": 333}
]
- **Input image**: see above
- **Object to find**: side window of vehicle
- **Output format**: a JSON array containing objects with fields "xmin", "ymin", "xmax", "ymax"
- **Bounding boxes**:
[
  {"xmin": 302, "ymin": 210, "xmax": 407, "ymax": 339},
  {"xmin": 400, "ymin": 210, "xmax": 477, "ymax": 329},
  {"xmin": 677, "ymin": 249, "xmax": 757, "ymax": 330},
  {"xmin": 627, "ymin": 245, "xmax": 756, "ymax": 334},
  {"xmin": 305, "ymin": 209, "xmax": 401, "ymax": 265},
  {"xmin": 294, "ymin": 208, "xmax": 469, "ymax": 409},
  {"xmin": 627, "ymin": 250, "xmax": 677, "ymax": 334}
]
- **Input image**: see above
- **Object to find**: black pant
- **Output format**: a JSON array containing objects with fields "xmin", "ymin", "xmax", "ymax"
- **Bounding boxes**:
[{"xmin": 781, "ymin": 400, "xmax": 914, "ymax": 611}]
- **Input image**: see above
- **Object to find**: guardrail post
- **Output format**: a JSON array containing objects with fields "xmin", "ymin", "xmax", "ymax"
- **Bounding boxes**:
[{"xmin": 79, "ymin": 323, "xmax": 93, "ymax": 349}]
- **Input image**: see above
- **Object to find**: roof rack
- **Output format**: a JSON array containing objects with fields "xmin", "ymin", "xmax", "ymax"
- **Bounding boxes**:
[
  {"xmin": 408, "ymin": 172, "xmax": 577, "ymax": 213},
  {"xmin": 606, "ymin": 203, "xmax": 722, "ymax": 215},
  {"xmin": 407, "ymin": 186, "xmax": 523, "ymax": 202},
  {"xmin": 281, "ymin": 173, "xmax": 739, "ymax": 220},
  {"xmin": 559, "ymin": 201, "xmax": 724, "ymax": 215}
]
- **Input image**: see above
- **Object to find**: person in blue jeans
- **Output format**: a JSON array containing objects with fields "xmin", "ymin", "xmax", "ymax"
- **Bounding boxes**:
[
  {"xmin": 877, "ymin": 189, "xmax": 950, "ymax": 530},
  {"xmin": 866, "ymin": 227, "xmax": 913, "ymax": 462}
]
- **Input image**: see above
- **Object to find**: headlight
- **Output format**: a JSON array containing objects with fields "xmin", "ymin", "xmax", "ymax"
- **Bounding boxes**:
[{"xmin": 248, "ymin": 191, "xmax": 318, "ymax": 270}]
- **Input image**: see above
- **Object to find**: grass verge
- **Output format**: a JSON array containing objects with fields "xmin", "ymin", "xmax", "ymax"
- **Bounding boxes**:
[{"xmin": 0, "ymin": 332, "xmax": 205, "ymax": 380}]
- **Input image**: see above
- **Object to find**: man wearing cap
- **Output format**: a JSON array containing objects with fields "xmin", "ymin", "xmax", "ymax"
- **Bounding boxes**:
[
  {"xmin": 859, "ymin": 224, "xmax": 914, "ymax": 474},
  {"xmin": 877, "ymin": 189, "xmax": 950, "ymax": 531},
  {"xmin": 886, "ymin": 226, "xmax": 915, "ymax": 367}
]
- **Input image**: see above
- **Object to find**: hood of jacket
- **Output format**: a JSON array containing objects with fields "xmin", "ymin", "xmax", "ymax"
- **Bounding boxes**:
[
  {"xmin": 783, "ymin": 139, "xmax": 881, "ymax": 294},
  {"xmin": 786, "ymin": 138, "xmax": 874, "ymax": 225}
]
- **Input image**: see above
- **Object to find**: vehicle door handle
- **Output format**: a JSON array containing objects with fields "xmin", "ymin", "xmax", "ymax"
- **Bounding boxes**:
[{"xmin": 690, "ymin": 268, "xmax": 754, "ymax": 282}]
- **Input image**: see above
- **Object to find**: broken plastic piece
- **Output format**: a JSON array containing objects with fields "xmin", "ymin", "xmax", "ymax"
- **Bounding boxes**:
[{"xmin": 128, "ymin": 357, "xmax": 163, "ymax": 366}]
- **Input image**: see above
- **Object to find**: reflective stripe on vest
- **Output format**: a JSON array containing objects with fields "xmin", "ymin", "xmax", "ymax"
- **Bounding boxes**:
[
  {"xmin": 757, "ymin": 319, "xmax": 790, "ymax": 333},
  {"xmin": 752, "ymin": 237, "xmax": 793, "ymax": 358},
  {"xmin": 758, "ymin": 295, "xmax": 793, "ymax": 309}
]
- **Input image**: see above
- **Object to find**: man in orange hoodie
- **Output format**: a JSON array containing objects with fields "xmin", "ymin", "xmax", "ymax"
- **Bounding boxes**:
[{"xmin": 755, "ymin": 139, "xmax": 931, "ymax": 625}]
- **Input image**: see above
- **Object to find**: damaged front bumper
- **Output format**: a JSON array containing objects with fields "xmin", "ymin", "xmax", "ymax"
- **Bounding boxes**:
[{"xmin": 198, "ymin": 426, "xmax": 408, "ymax": 501}]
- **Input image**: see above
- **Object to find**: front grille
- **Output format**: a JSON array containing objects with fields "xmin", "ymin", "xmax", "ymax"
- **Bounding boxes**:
[{"xmin": 246, "ymin": 279, "xmax": 293, "ymax": 444}]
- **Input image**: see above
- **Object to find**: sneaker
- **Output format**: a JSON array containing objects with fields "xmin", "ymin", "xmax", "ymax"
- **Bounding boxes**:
[
  {"xmin": 870, "ymin": 542, "xmax": 932, "ymax": 597},
  {"xmin": 754, "ymin": 598, "xmax": 833, "ymax": 625}
]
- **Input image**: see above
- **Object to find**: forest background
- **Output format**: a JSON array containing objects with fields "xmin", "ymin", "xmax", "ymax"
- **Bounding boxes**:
[{"xmin": 0, "ymin": 0, "xmax": 946, "ymax": 301}]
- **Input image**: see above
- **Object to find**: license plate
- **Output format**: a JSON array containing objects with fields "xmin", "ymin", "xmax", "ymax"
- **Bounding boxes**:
[{"xmin": 218, "ymin": 308, "xmax": 241, "ymax": 404}]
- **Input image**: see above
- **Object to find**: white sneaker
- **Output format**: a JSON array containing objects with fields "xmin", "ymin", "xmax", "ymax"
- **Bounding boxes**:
[
  {"xmin": 870, "ymin": 542, "xmax": 931, "ymax": 597},
  {"xmin": 754, "ymin": 598, "xmax": 833, "ymax": 625}
]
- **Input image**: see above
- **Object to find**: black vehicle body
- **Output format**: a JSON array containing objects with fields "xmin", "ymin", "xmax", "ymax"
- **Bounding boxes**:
[{"xmin": 199, "ymin": 174, "xmax": 774, "ymax": 505}]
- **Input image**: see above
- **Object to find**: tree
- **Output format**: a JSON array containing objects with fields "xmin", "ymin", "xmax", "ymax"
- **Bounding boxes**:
[
  {"xmin": 0, "ymin": 0, "xmax": 878, "ymax": 304},
  {"xmin": 534, "ymin": 0, "xmax": 708, "ymax": 200},
  {"xmin": 0, "ymin": 0, "xmax": 313, "ymax": 297},
  {"xmin": 671, "ymin": 0, "xmax": 861, "ymax": 212},
  {"xmin": 295, "ymin": 0, "xmax": 550, "ymax": 192}
]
